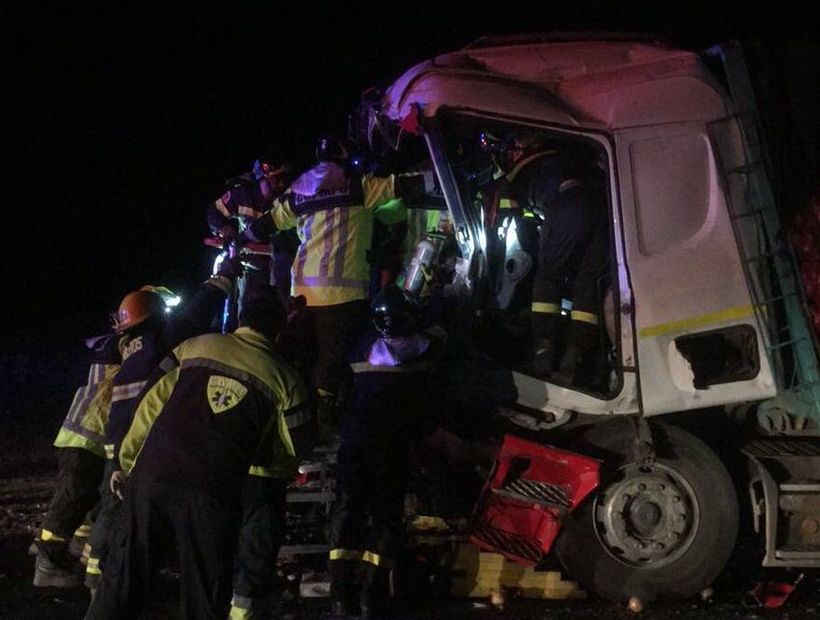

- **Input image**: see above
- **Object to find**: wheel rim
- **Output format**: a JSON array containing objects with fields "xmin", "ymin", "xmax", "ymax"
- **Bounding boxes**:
[{"xmin": 592, "ymin": 462, "xmax": 700, "ymax": 569}]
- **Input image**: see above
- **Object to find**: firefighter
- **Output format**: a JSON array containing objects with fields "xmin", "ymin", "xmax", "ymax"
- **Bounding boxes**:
[
  {"xmin": 494, "ymin": 129, "xmax": 608, "ymax": 384},
  {"xmin": 327, "ymin": 284, "xmax": 447, "ymax": 619},
  {"xmin": 84, "ymin": 292, "xmax": 309, "ymax": 620},
  {"xmin": 84, "ymin": 260, "xmax": 241, "ymax": 593},
  {"xmin": 31, "ymin": 327, "xmax": 121, "ymax": 588},
  {"xmin": 241, "ymin": 135, "xmax": 408, "ymax": 444},
  {"xmin": 207, "ymin": 155, "xmax": 299, "ymax": 307},
  {"xmin": 230, "ymin": 289, "xmax": 315, "ymax": 620}
]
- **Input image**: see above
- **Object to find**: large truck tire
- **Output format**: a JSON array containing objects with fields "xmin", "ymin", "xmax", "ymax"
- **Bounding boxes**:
[{"xmin": 554, "ymin": 419, "xmax": 739, "ymax": 601}]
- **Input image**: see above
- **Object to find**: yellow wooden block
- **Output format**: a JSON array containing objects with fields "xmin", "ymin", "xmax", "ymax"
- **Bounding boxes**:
[
  {"xmin": 449, "ymin": 543, "xmax": 584, "ymax": 600},
  {"xmin": 478, "ymin": 553, "xmax": 505, "ymax": 567},
  {"xmin": 541, "ymin": 583, "xmax": 587, "ymax": 599}
]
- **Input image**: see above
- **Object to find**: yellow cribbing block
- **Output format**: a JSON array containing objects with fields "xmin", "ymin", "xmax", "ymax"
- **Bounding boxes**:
[
  {"xmin": 451, "ymin": 543, "xmax": 505, "ymax": 573},
  {"xmin": 449, "ymin": 543, "xmax": 584, "ymax": 600},
  {"xmin": 478, "ymin": 554, "xmax": 505, "ymax": 568}
]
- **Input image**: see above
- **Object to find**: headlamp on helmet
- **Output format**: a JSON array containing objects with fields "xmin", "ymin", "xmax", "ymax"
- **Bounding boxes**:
[{"xmin": 253, "ymin": 159, "xmax": 287, "ymax": 181}]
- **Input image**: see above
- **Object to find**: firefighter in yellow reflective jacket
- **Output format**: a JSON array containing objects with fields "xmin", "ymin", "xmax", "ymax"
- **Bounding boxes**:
[
  {"xmin": 85, "ymin": 293, "xmax": 309, "ymax": 620},
  {"xmin": 242, "ymin": 135, "xmax": 407, "ymax": 441},
  {"xmin": 32, "ymin": 330, "xmax": 121, "ymax": 588},
  {"xmin": 230, "ymin": 304, "xmax": 313, "ymax": 620}
]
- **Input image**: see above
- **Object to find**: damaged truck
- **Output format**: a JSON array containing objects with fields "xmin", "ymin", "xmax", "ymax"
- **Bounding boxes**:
[{"xmin": 351, "ymin": 33, "xmax": 820, "ymax": 602}]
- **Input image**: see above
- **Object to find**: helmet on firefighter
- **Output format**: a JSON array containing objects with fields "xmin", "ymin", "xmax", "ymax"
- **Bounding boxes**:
[
  {"xmin": 479, "ymin": 127, "xmax": 547, "ymax": 174},
  {"xmin": 315, "ymin": 135, "xmax": 349, "ymax": 163},
  {"xmin": 253, "ymin": 155, "xmax": 292, "ymax": 200},
  {"xmin": 371, "ymin": 284, "xmax": 422, "ymax": 338},
  {"xmin": 252, "ymin": 156, "xmax": 290, "ymax": 181},
  {"xmin": 110, "ymin": 287, "xmax": 167, "ymax": 333}
]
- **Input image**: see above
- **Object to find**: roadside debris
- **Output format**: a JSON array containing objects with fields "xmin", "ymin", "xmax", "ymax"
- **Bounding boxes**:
[
  {"xmin": 489, "ymin": 588, "xmax": 505, "ymax": 609},
  {"xmin": 750, "ymin": 573, "xmax": 804, "ymax": 608},
  {"xmin": 627, "ymin": 596, "xmax": 644, "ymax": 613}
]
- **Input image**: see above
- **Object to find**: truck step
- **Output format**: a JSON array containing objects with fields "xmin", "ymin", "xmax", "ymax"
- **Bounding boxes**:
[
  {"xmin": 286, "ymin": 491, "xmax": 335, "ymax": 503},
  {"xmin": 279, "ymin": 544, "xmax": 330, "ymax": 557},
  {"xmin": 775, "ymin": 545, "xmax": 820, "ymax": 561},
  {"xmin": 743, "ymin": 438, "xmax": 820, "ymax": 458},
  {"xmin": 744, "ymin": 438, "xmax": 820, "ymax": 568}
]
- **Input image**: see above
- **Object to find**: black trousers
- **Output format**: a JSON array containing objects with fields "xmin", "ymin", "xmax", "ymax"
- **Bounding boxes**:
[
  {"xmin": 305, "ymin": 300, "xmax": 369, "ymax": 395},
  {"xmin": 228, "ymin": 254, "xmax": 275, "ymax": 333},
  {"xmin": 532, "ymin": 191, "xmax": 609, "ymax": 342},
  {"xmin": 41, "ymin": 448, "xmax": 104, "ymax": 541},
  {"xmin": 85, "ymin": 478, "xmax": 240, "ymax": 620},
  {"xmin": 85, "ymin": 459, "xmax": 121, "ymax": 582},
  {"xmin": 232, "ymin": 476, "xmax": 288, "ymax": 613},
  {"xmin": 329, "ymin": 437, "xmax": 409, "ymax": 569}
]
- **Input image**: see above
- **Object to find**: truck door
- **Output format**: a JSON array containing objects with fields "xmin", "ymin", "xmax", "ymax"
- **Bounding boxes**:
[{"xmin": 615, "ymin": 122, "xmax": 777, "ymax": 415}]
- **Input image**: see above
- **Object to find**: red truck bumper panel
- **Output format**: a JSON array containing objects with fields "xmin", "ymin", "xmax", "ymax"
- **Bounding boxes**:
[{"xmin": 470, "ymin": 434, "xmax": 601, "ymax": 566}]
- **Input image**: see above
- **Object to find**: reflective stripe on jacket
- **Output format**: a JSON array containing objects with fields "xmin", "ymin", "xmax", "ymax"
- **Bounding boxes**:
[
  {"xmin": 53, "ymin": 334, "xmax": 122, "ymax": 457},
  {"xmin": 119, "ymin": 327, "xmax": 308, "ymax": 491},
  {"xmin": 265, "ymin": 162, "xmax": 406, "ymax": 306},
  {"xmin": 104, "ymin": 277, "xmax": 230, "ymax": 464}
]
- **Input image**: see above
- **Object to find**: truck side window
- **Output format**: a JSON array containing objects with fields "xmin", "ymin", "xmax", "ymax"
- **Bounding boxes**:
[{"xmin": 674, "ymin": 325, "xmax": 760, "ymax": 388}]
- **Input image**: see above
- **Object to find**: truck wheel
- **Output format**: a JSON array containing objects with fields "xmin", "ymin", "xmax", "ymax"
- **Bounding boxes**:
[{"xmin": 554, "ymin": 420, "xmax": 738, "ymax": 601}]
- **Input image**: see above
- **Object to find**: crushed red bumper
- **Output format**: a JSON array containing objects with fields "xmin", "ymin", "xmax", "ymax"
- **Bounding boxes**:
[{"xmin": 469, "ymin": 434, "xmax": 601, "ymax": 566}]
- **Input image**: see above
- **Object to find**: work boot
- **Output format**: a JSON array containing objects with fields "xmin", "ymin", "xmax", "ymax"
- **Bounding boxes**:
[
  {"xmin": 69, "ymin": 527, "xmax": 92, "ymax": 559},
  {"xmin": 531, "ymin": 338, "xmax": 559, "ymax": 378},
  {"xmin": 360, "ymin": 565, "xmax": 391, "ymax": 620},
  {"xmin": 551, "ymin": 344, "xmax": 583, "ymax": 386},
  {"xmin": 80, "ymin": 542, "xmax": 92, "ymax": 566},
  {"xmin": 33, "ymin": 542, "xmax": 84, "ymax": 588},
  {"xmin": 84, "ymin": 570, "xmax": 100, "ymax": 594},
  {"xmin": 329, "ymin": 559, "xmax": 359, "ymax": 618},
  {"xmin": 552, "ymin": 321, "xmax": 600, "ymax": 387},
  {"xmin": 28, "ymin": 536, "xmax": 39, "ymax": 556}
]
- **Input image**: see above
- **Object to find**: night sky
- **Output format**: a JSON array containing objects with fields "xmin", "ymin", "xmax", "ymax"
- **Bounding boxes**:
[{"xmin": 6, "ymin": 2, "xmax": 820, "ymax": 342}]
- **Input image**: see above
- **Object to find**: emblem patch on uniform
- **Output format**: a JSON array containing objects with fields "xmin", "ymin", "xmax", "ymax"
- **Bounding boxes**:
[{"xmin": 207, "ymin": 375, "xmax": 247, "ymax": 414}]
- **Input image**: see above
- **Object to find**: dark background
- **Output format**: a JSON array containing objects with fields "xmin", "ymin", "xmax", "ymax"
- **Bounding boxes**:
[{"xmin": 4, "ymin": 2, "xmax": 820, "ymax": 342}]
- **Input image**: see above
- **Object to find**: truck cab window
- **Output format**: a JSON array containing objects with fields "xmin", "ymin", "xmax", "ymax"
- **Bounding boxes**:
[{"xmin": 436, "ymin": 116, "xmax": 618, "ymax": 395}]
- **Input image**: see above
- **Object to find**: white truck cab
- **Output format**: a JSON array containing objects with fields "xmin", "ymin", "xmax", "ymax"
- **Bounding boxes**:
[{"xmin": 365, "ymin": 33, "xmax": 820, "ymax": 601}]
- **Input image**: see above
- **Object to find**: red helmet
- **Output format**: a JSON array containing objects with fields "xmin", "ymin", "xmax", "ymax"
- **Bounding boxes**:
[{"xmin": 110, "ymin": 286, "xmax": 167, "ymax": 333}]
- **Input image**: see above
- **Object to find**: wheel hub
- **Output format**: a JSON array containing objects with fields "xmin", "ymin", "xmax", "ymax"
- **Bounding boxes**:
[{"xmin": 594, "ymin": 462, "xmax": 699, "ymax": 568}]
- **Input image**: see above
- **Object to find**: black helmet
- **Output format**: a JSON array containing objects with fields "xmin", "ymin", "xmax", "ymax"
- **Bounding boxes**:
[
  {"xmin": 315, "ymin": 135, "xmax": 349, "ymax": 163},
  {"xmin": 371, "ymin": 284, "xmax": 422, "ymax": 338}
]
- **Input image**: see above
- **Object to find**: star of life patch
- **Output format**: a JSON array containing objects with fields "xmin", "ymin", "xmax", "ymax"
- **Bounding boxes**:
[{"xmin": 207, "ymin": 375, "xmax": 247, "ymax": 414}]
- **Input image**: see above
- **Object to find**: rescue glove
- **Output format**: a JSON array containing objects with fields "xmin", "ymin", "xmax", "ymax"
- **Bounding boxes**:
[{"xmin": 110, "ymin": 470, "xmax": 128, "ymax": 501}]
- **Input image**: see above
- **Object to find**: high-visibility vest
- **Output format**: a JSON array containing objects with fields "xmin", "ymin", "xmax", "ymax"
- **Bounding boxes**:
[{"xmin": 268, "ymin": 162, "xmax": 406, "ymax": 306}]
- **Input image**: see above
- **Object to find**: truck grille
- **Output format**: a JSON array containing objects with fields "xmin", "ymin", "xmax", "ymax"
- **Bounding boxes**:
[
  {"xmin": 471, "ymin": 522, "xmax": 544, "ymax": 564},
  {"xmin": 497, "ymin": 479, "xmax": 570, "ymax": 507}
]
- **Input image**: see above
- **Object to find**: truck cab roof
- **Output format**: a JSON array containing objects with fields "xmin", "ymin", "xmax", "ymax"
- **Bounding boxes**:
[{"xmin": 383, "ymin": 33, "xmax": 729, "ymax": 129}]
